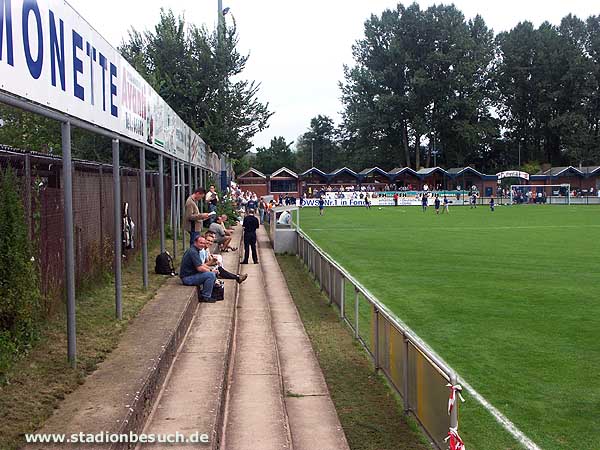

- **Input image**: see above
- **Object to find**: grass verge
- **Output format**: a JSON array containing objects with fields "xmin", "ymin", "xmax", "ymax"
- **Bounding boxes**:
[
  {"xmin": 0, "ymin": 238, "xmax": 179, "ymax": 450},
  {"xmin": 277, "ymin": 254, "xmax": 430, "ymax": 450}
]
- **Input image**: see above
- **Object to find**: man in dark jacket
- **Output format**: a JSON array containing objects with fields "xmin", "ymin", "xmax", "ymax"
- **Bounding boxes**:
[{"xmin": 241, "ymin": 209, "xmax": 260, "ymax": 264}]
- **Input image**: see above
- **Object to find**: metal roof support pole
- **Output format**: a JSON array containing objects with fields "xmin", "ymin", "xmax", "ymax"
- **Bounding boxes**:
[
  {"xmin": 139, "ymin": 147, "xmax": 148, "ymax": 289},
  {"xmin": 25, "ymin": 152, "xmax": 32, "ymax": 241},
  {"xmin": 112, "ymin": 139, "xmax": 122, "ymax": 321},
  {"xmin": 158, "ymin": 155, "xmax": 166, "ymax": 253},
  {"xmin": 188, "ymin": 163, "xmax": 192, "ymax": 197},
  {"xmin": 200, "ymin": 169, "xmax": 205, "ymax": 213},
  {"xmin": 171, "ymin": 159, "xmax": 178, "ymax": 260},
  {"xmin": 180, "ymin": 162, "xmax": 186, "ymax": 252},
  {"xmin": 175, "ymin": 161, "xmax": 180, "ymax": 243},
  {"xmin": 62, "ymin": 122, "xmax": 77, "ymax": 367}
]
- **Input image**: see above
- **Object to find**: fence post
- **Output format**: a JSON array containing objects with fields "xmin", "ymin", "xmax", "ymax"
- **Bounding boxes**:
[
  {"xmin": 450, "ymin": 372, "xmax": 459, "ymax": 429},
  {"xmin": 403, "ymin": 334, "xmax": 410, "ymax": 414},
  {"xmin": 328, "ymin": 262, "xmax": 333, "ymax": 305},
  {"xmin": 340, "ymin": 275, "xmax": 345, "ymax": 319},
  {"xmin": 374, "ymin": 307, "xmax": 380, "ymax": 372},
  {"xmin": 354, "ymin": 287, "xmax": 359, "ymax": 339},
  {"xmin": 319, "ymin": 255, "xmax": 324, "ymax": 291}
]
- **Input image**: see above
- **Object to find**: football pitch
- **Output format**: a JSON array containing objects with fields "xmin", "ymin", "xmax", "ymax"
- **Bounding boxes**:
[{"xmin": 297, "ymin": 204, "xmax": 600, "ymax": 450}]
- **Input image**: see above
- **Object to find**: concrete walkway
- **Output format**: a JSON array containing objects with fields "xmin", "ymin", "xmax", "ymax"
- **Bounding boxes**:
[{"xmin": 22, "ymin": 226, "xmax": 349, "ymax": 450}]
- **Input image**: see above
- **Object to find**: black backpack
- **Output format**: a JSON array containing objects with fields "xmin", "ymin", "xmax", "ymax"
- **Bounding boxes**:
[{"xmin": 155, "ymin": 252, "xmax": 176, "ymax": 276}]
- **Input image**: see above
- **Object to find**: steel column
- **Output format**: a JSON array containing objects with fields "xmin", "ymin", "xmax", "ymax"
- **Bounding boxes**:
[
  {"xmin": 188, "ymin": 164, "xmax": 192, "ymax": 197},
  {"xmin": 112, "ymin": 139, "xmax": 122, "ymax": 321},
  {"xmin": 62, "ymin": 122, "xmax": 77, "ymax": 367},
  {"xmin": 171, "ymin": 159, "xmax": 177, "ymax": 259},
  {"xmin": 158, "ymin": 155, "xmax": 165, "ymax": 253},
  {"xmin": 180, "ymin": 162, "xmax": 186, "ymax": 252},
  {"xmin": 139, "ymin": 148, "xmax": 148, "ymax": 289},
  {"xmin": 25, "ymin": 153, "xmax": 32, "ymax": 241}
]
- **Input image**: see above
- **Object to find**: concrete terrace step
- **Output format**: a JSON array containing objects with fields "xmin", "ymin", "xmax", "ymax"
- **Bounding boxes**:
[
  {"xmin": 136, "ymin": 241, "xmax": 241, "ymax": 450},
  {"xmin": 22, "ymin": 224, "xmax": 349, "ymax": 450},
  {"xmin": 22, "ymin": 278, "xmax": 198, "ymax": 450},
  {"xmin": 220, "ymin": 227, "xmax": 349, "ymax": 450}
]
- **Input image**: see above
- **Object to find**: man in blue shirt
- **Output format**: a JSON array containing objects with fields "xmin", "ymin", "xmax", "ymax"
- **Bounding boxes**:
[{"xmin": 179, "ymin": 236, "xmax": 218, "ymax": 302}]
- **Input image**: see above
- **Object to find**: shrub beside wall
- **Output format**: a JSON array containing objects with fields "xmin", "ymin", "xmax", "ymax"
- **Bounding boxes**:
[{"xmin": 0, "ymin": 167, "xmax": 41, "ymax": 380}]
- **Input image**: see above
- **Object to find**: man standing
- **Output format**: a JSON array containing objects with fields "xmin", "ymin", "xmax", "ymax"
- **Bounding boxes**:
[
  {"xmin": 179, "ymin": 236, "xmax": 217, "ymax": 302},
  {"xmin": 241, "ymin": 209, "xmax": 259, "ymax": 264},
  {"xmin": 184, "ymin": 188, "xmax": 213, "ymax": 247},
  {"xmin": 205, "ymin": 185, "xmax": 219, "ymax": 223},
  {"xmin": 318, "ymin": 197, "xmax": 325, "ymax": 216}
]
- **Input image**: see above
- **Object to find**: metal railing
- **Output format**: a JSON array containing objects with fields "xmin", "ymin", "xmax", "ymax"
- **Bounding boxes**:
[{"xmin": 296, "ymin": 230, "xmax": 461, "ymax": 449}]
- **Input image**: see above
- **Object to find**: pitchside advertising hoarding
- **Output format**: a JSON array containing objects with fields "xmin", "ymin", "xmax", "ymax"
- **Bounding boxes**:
[{"xmin": 0, "ymin": 0, "xmax": 210, "ymax": 167}]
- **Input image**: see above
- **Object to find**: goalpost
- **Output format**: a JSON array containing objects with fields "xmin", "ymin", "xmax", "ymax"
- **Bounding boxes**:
[{"xmin": 510, "ymin": 184, "xmax": 571, "ymax": 205}]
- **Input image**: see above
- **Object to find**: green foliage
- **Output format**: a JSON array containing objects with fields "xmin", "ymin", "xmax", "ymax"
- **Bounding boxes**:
[
  {"xmin": 120, "ymin": 9, "xmax": 272, "ymax": 160},
  {"xmin": 253, "ymin": 136, "xmax": 295, "ymax": 174},
  {"xmin": 295, "ymin": 116, "xmax": 341, "ymax": 172},
  {"xmin": 0, "ymin": 167, "xmax": 41, "ymax": 381}
]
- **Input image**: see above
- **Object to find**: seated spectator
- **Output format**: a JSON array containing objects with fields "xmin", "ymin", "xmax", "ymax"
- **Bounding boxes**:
[
  {"xmin": 179, "ymin": 236, "xmax": 217, "ymax": 302},
  {"xmin": 278, "ymin": 210, "xmax": 292, "ymax": 226},
  {"xmin": 209, "ymin": 215, "xmax": 236, "ymax": 252},
  {"xmin": 203, "ymin": 232, "xmax": 248, "ymax": 284}
]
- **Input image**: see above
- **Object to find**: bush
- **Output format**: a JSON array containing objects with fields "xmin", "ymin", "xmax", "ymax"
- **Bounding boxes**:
[{"xmin": 0, "ymin": 167, "xmax": 41, "ymax": 381}]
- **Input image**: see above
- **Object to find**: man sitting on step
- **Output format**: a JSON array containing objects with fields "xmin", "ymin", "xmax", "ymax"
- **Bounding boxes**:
[
  {"xmin": 203, "ymin": 231, "xmax": 248, "ymax": 284},
  {"xmin": 179, "ymin": 235, "xmax": 218, "ymax": 302}
]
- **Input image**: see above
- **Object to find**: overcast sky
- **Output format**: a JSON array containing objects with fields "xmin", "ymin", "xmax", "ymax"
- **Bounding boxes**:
[{"xmin": 67, "ymin": 0, "xmax": 599, "ymax": 151}]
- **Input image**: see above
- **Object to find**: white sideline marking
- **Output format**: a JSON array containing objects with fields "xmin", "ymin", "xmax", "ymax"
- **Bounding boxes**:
[
  {"xmin": 459, "ymin": 379, "xmax": 542, "ymax": 450},
  {"xmin": 306, "ymin": 224, "xmax": 600, "ymax": 232}
]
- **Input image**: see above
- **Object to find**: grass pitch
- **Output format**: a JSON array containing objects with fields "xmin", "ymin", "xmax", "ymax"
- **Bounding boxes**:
[{"xmin": 298, "ymin": 204, "xmax": 600, "ymax": 450}]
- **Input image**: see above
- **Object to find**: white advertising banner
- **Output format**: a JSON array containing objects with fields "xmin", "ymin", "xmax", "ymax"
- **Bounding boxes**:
[
  {"xmin": 0, "ymin": 0, "xmax": 210, "ymax": 167},
  {"xmin": 496, "ymin": 170, "xmax": 530, "ymax": 180}
]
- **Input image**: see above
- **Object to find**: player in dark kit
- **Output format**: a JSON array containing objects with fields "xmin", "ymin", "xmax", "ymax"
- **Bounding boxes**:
[
  {"xmin": 318, "ymin": 197, "xmax": 325, "ymax": 216},
  {"xmin": 434, "ymin": 195, "xmax": 441, "ymax": 214}
]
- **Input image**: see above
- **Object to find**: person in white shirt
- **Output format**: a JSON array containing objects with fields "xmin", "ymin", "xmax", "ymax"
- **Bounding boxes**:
[{"xmin": 278, "ymin": 210, "xmax": 292, "ymax": 225}]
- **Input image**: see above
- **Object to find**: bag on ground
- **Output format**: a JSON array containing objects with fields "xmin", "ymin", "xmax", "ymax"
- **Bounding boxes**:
[{"xmin": 155, "ymin": 252, "xmax": 176, "ymax": 275}]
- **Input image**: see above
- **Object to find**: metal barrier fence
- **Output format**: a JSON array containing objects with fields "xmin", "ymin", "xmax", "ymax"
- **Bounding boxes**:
[{"xmin": 295, "ymin": 230, "xmax": 461, "ymax": 449}]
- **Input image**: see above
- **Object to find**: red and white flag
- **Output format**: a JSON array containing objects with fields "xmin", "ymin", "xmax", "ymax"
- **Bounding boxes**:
[
  {"xmin": 447, "ymin": 383, "xmax": 465, "ymax": 415},
  {"xmin": 445, "ymin": 427, "xmax": 465, "ymax": 450}
]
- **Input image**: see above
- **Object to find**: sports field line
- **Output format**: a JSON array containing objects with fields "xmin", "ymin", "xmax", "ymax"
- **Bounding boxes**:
[
  {"xmin": 304, "ymin": 224, "xmax": 600, "ymax": 232},
  {"xmin": 460, "ymin": 380, "xmax": 541, "ymax": 450}
]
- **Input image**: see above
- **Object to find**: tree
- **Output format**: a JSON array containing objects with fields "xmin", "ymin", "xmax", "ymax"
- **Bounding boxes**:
[
  {"xmin": 253, "ymin": 137, "xmax": 295, "ymax": 174},
  {"xmin": 339, "ymin": 3, "xmax": 498, "ymax": 171},
  {"xmin": 296, "ymin": 116, "xmax": 340, "ymax": 172},
  {"xmin": 120, "ymin": 9, "xmax": 272, "ymax": 170}
]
